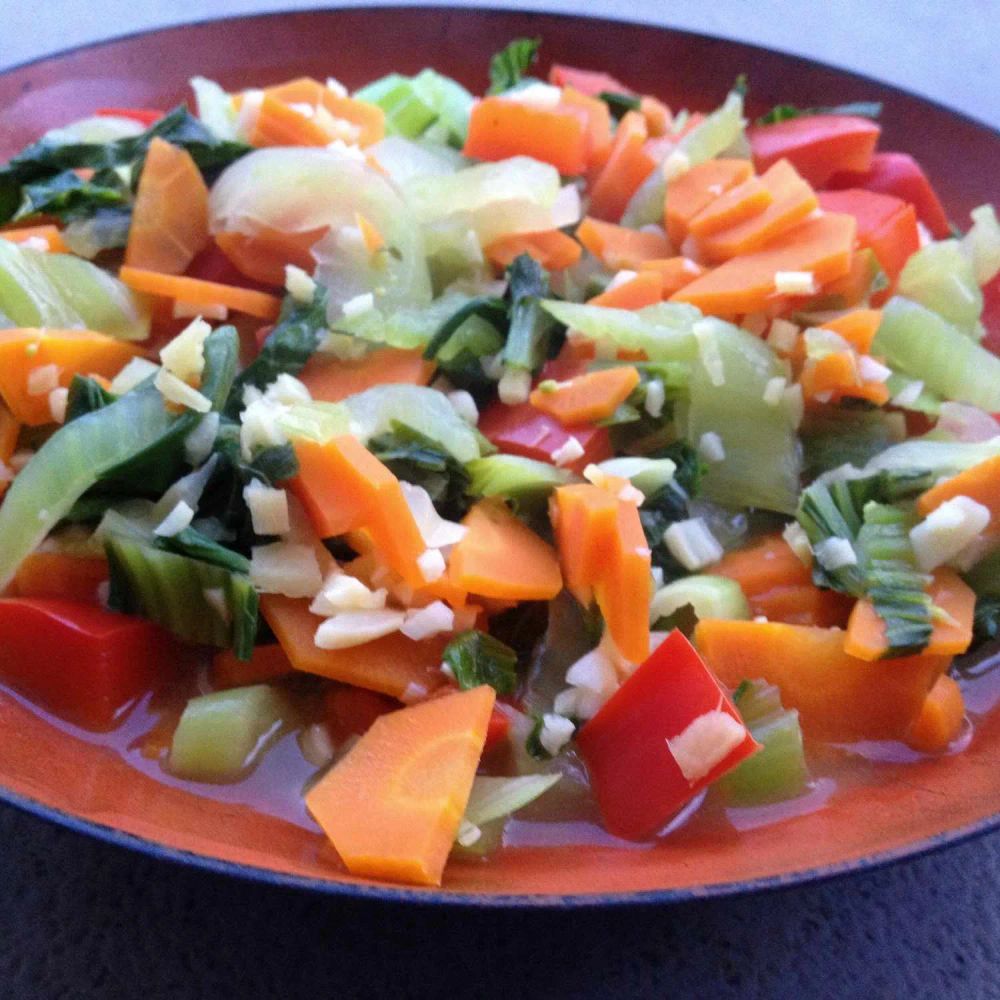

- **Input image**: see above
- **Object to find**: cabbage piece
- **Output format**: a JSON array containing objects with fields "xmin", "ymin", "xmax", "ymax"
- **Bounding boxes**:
[
  {"xmin": 209, "ymin": 147, "xmax": 431, "ymax": 314},
  {"xmin": 898, "ymin": 239, "xmax": 983, "ymax": 333},
  {"xmin": 41, "ymin": 115, "xmax": 145, "ymax": 145},
  {"xmin": 402, "ymin": 156, "xmax": 564, "ymax": 245},
  {"xmin": 190, "ymin": 76, "xmax": 240, "ymax": 142},
  {"xmin": 367, "ymin": 136, "xmax": 463, "ymax": 187},
  {"xmin": 0, "ymin": 240, "xmax": 150, "ymax": 339}
]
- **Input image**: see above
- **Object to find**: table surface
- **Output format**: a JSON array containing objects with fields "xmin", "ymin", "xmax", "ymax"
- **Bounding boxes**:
[{"xmin": 3, "ymin": 4, "xmax": 999, "ymax": 998}]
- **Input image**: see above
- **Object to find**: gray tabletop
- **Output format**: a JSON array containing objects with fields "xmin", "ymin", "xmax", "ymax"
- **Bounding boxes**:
[{"xmin": 2, "ymin": 4, "xmax": 999, "ymax": 998}]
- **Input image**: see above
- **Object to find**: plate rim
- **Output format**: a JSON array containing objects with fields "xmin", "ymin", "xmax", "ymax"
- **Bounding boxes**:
[{"xmin": 2, "ymin": 3, "xmax": 999, "ymax": 907}]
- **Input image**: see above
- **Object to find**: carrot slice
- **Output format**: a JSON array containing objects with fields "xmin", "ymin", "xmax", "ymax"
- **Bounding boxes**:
[
  {"xmin": 820, "ymin": 309, "xmax": 882, "ymax": 354},
  {"xmin": 214, "ymin": 226, "xmax": 327, "ymax": 286},
  {"xmin": 448, "ymin": 500, "xmax": 562, "ymax": 601},
  {"xmin": 11, "ymin": 552, "xmax": 108, "ymax": 604},
  {"xmin": 125, "ymin": 138, "xmax": 209, "ymax": 274},
  {"xmin": 639, "ymin": 95, "xmax": 672, "ymax": 138},
  {"xmin": 637, "ymin": 257, "xmax": 705, "ymax": 297},
  {"xmin": 305, "ymin": 685, "xmax": 494, "ymax": 887},
  {"xmin": 576, "ymin": 216, "xmax": 671, "ymax": 269},
  {"xmin": 815, "ymin": 247, "xmax": 881, "ymax": 310},
  {"xmin": 485, "ymin": 229, "xmax": 583, "ymax": 272},
  {"xmin": 916, "ymin": 455, "xmax": 1000, "ymax": 536},
  {"xmin": 0, "ymin": 329, "xmax": 140, "ymax": 426},
  {"xmin": 587, "ymin": 271, "xmax": 663, "ymax": 309},
  {"xmin": 587, "ymin": 111, "xmax": 656, "ymax": 222},
  {"xmin": 0, "ymin": 401, "xmax": 19, "ymax": 498},
  {"xmin": 845, "ymin": 568, "xmax": 976, "ymax": 661},
  {"xmin": 560, "ymin": 86, "xmax": 613, "ymax": 163},
  {"xmin": 530, "ymin": 365, "xmax": 640, "ymax": 424},
  {"xmin": 694, "ymin": 619, "xmax": 951, "ymax": 741},
  {"xmin": 551, "ymin": 483, "xmax": 621, "ymax": 604},
  {"xmin": 672, "ymin": 212, "xmax": 856, "ymax": 317},
  {"xmin": 298, "ymin": 348, "xmax": 433, "ymax": 403},
  {"xmin": 663, "ymin": 158, "xmax": 754, "ymax": 246},
  {"xmin": 1, "ymin": 225, "xmax": 69, "ymax": 253},
  {"xmin": 464, "ymin": 96, "xmax": 589, "ymax": 176},
  {"xmin": 289, "ymin": 435, "xmax": 427, "ymax": 587},
  {"xmin": 800, "ymin": 350, "xmax": 890, "ymax": 407},
  {"xmin": 118, "ymin": 266, "xmax": 281, "ymax": 321},
  {"xmin": 260, "ymin": 594, "xmax": 448, "ymax": 699},
  {"xmin": 687, "ymin": 176, "xmax": 773, "ymax": 239},
  {"xmin": 905, "ymin": 674, "xmax": 965, "ymax": 753},
  {"xmin": 748, "ymin": 583, "xmax": 853, "ymax": 628},
  {"xmin": 697, "ymin": 159, "xmax": 820, "ymax": 263},
  {"xmin": 211, "ymin": 643, "xmax": 293, "ymax": 690},
  {"xmin": 712, "ymin": 534, "xmax": 812, "ymax": 594},
  {"xmin": 257, "ymin": 77, "xmax": 385, "ymax": 146},
  {"xmin": 250, "ymin": 93, "xmax": 338, "ymax": 147}
]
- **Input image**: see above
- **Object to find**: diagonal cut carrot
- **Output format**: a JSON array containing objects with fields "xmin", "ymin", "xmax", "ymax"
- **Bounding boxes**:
[
  {"xmin": 576, "ymin": 216, "xmax": 671, "ymax": 269},
  {"xmin": 663, "ymin": 158, "xmax": 754, "ymax": 246},
  {"xmin": 687, "ymin": 175, "xmax": 773, "ymax": 239},
  {"xmin": 118, "ymin": 265, "xmax": 282, "ymax": 320},
  {"xmin": 485, "ymin": 229, "xmax": 583, "ymax": 272},
  {"xmin": 298, "ymin": 348, "xmax": 433, "ymax": 403},
  {"xmin": 916, "ymin": 455, "xmax": 1000, "ymax": 536},
  {"xmin": 587, "ymin": 271, "xmax": 663, "ymax": 309},
  {"xmin": 530, "ymin": 365, "xmax": 640, "ymax": 424},
  {"xmin": 1, "ymin": 225, "xmax": 70, "ymax": 253},
  {"xmin": 587, "ymin": 111, "xmax": 656, "ymax": 222},
  {"xmin": 636, "ymin": 257, "xmax": 706, "ymax": 297}
]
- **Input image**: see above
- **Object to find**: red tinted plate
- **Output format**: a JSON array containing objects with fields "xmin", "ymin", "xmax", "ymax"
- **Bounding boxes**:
[{"xmin": 1, "ymin": 8, "xmax": 999, "ymax": 906}]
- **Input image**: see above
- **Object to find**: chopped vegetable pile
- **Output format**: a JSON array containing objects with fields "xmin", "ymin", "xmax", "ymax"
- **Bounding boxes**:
[{"xmin": 0, "ymin": 38, "xmax": 998, "ymax": 888}]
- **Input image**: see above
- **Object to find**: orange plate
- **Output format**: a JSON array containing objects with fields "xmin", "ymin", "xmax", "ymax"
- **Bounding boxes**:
[{"xmin": 0, "ymin": 8, "xmax": 997, "ymax": 906}]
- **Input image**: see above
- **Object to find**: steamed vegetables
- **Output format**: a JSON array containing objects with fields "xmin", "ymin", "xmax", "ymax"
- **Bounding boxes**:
[{"xmin": 0, "ymin": 37, "xmax": 998, "ymax": 890}]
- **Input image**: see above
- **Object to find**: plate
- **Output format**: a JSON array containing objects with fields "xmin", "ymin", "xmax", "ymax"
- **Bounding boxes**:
[{"xmin": 1, "ymin": 7, "xmax": 999, "ymax": 906}]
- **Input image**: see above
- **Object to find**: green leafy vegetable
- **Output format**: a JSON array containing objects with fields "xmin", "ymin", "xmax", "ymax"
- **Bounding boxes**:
[
  {"xmin": 15, "ymin": 169, "xmax": 130, "ymax": 225},
  {"xmin": 157, "ymin": 525, "xmax": 252, "ymax": 575},
  {"xmin": 757, "ymin": 101, "xmax": 883, "ymax": 125},
  {"xmin": 65, "ymin": 375, "xmax": 116, "ymax": 423},
  {"xmin": 422, "ymin": 294, "xmax": 506, "ymax": 361},
  {"xmin": 972, "ymin": 596, "xmax": 1000, "ymax": 646},
  {"xmin": 502, "ymin": 254, "xmax": 558, "ymax": 373},
  {"xmin": 487, "ymin": 38, "xmax": 541, "ymax": 95},
  {"xmin": 442, "ymin": 630, "xmax": 519, "ymax": 694},
  {"xmin": 598, "ymin": 91, "xmax": 641, "ymax": 119}
]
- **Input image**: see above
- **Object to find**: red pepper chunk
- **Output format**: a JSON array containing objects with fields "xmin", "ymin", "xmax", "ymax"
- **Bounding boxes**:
[
  {"xmin": 95, "ymin": 106, "xmax": 163, "ymax": 127},
  {"xmin": 0, "ymin": 598, "xmax": 179, "ymax": 730},
  {"xmin": 477, "ymin": 401, "xmax": 612, "ymax": 475},
  {"xmin": 577, "ymin": 630, "xmax": 759, "ymax": 840}
]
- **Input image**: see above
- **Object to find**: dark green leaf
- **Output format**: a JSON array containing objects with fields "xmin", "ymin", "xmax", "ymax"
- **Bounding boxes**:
[
  {"xmin": 973, "ymin": 596, "xmax": 1000, "ymax": 645},
  {"xmin": 443, "ymin": 630, "xmax": 519, "ymax": 694},
  {"xmin": 598, "ymin": 91, "xmax": 641, "ymax": 120},
  {"xmin": 225, "ymin": 287, "xmax": 329, "ymax": 416},
  {"xmin": 487, "ymin": 38, "xmax": 541, "ymax": 95},
  {"xmin": 757, "ymin": 100, "xmax": 883, "ymax": 125},
  {"xmin": 423, "ymin": 295, "xmax": 506, "ymax": 360},
  {"xmin": 15, "ymin": 169, "xmax": 128, "ymax": 223},
  {"xmin": 502, "ymin": 254, "xmax": 558, "ymax": 373},
  {"xmin": 65, "ymin": 375, "xmax": 116, "ymax": 423},
  {"xmin": 158, "ymin": 525, "xmax": 251, "ymax": 575}
]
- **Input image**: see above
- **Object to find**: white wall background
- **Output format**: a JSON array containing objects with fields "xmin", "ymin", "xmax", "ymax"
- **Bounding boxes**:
[{"xmin": 4, "ymin": 0, "xmax": 997, "ymax": 128}]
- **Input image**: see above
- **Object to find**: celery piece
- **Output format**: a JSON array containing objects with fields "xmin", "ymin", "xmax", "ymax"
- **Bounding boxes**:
[
  {"xmin": 649, "ymin": 574, "xmax": 750, "ymax": 624},
  {"xmin": 168, "ymin": 685, "xmax": 290, "ymax": 782},
  {"xmin": 0, "ymin": 239, "xmax": 150, "ymax": 340},
  {"xmin": 356, "ymin": 69, "xmax": 473, "ymax": 145},
  {"xmin": 105, "ymin": 534, "xmax": 258, "ymax": 658},
  {"xmin": 873, "ymin": 297, "xmax": 1000, "ymax": 410},
  {"xmin": 456, "ymin": 772, "xmax": 561, "ymax": 854},
  {"xmin": 860, "ymin": 435, "xmax": 1000, "ymax": 480},
  {"xmin": 596, "ymin": 457, "xmax": 677, "ymax": 496},
  {"xmin": 717, "ymin": 680, "xmax": 808, "ymax": 806},
  {"xmin": 502, "ymin": 254, "xmax": 556, "ymax": 373},
  {"xmin": 897, "ymin": 240, "xmax": 983, "ymax": 333},
  {"xmin": 467, "ymin": 454, "xmax": 573, "ymax": 514},
  {"xmin": 801, "ymin": 408, "xmax": 907, "ymax": 481}
]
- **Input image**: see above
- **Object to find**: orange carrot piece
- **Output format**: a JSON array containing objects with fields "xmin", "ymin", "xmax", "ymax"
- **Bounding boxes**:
[
  {"xmin": 587, "ymin": 111, "xmax": 656, "ymax": 222},
  {"xmin": 551, "ymin": 483, "xmax": 621, "ymax": 604},
  {"xmin": 125, "ymin": 138, "xmax": 209, "ymax": 274},
  {"xmin": 697, "ymin": 159, "xmax": 820, "ymax": 263},
  {"xmin": 576, "ymin": 216, "xmax": 671, "ymax": 269},
  {"xmin": 298, "ymin": 348, "xmax": 433, "ymax": 403},
  {"xmin": 355, "ymin": 212, "xmax": 385, "ymax": 254},
  {"xmin": 0, "ymin": 329, "xmax": 140, "ymax": 426},
  {"xmin": 694, "ymin": 619, "xmax": 951, "ymax": 741},
  {"xmin": 748, "ymin": 583, "xmax": 853, "ymax": 628},
  {"xmin": 663, "ymin": 158, "xmax": 755, "ymax": 246},
  {"xmin": 485, "ymin": 229, "xmax": 583, "ymax": 272},
  {"xmin": 448, "ymin": 500, "xmax": 562, "ymax": 601},
  {"xmin": 250, "ymin": 93, "xmax": 339, "ymax": 147},
  {"xmin": 1, "ymin": 225, "xmax": 69, "ymax": 253},
  {"xmin": 687, "ymin": 176, "xmax": 773, "ymax": 239},
  {"xmin": 530, "ymin": 365, "xmax": 640, "ymax": 424},
  {"xmin": 801, "ymin": 350, "xmax": 889, "ymax": 408},
  {"xmin": 845, "ymin": 568, "xmax": 976, "ymax": 661},
  {"xmin": 560, "ymin": 86, "xmax": 613, "ymax": 163},
  {"xmin": 916, "ymin": 455, "xmax": 1000, "ymax": 536},
  {"xmin": 211, "ymin": 643, "xmax": 293, "ymax": 690},
  {"xmin": 672, "ymin": 213, "xmax": 856, "ymax": 317},
  {"xmin": 639, "ymin": 95, "xmax": 672, "ymax": 137},
  {"xmin": 905, "ymin": 674, "xmax": 965, "ymax": 753},
  {"xmin": 289, "ymin": 435, "xmax": 426, "ymax": 586},
  {"xmin": 637, "ymin": 257, "xmax": 706, "ymax": 297},
  {"xmin": 712, "ymin": 534, "xmax": 813, "ymax": 594},
  {"xmin": 0, "ymin": 401, "xmax": 19, "ymax": 498},
  {"xmin": 463, "ymin": 97, "xmax": 589, "ymax": 176},
  {"xmin": 594, "ymin": 497, "xmax": 652, "ymax": 662},
  {"xmin": 260, "ymin": 594, "xmax": 448, "ymax": 699},
  {"xmin": 215, "ymin": 226, "xmax": 327, "ymax": 286},
  {"xmin": 587, "ymin": 271, "xmax": 663, "ymax": 309},
  {"xmin": 820, "ymin": 309, "xmax": 882, "ymax": 354},
  {"xmin": 11, "ymin": 552, "xmax": 108, "ymax": 603},
  {"xmin": 305, "ymin": 685, "xmax": 495, "ymax": 886},
  {"xmin": 118, "ymin": 266, "xmax": 282, "ymax": 321},
  {"xmin": 256, "ymin": 77, "xmax": 385, "ymax": 146},
  {"xmin": 813, "ymin": 247, "xmax": 880, "ymax": 310}
]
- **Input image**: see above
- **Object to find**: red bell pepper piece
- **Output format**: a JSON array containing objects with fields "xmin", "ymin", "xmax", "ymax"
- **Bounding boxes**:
[
  {"xmin": 477, "ymin": 401, "xmax": 612, "ymax": 475},
  {"xmin": 0, "ymin": 598, "xmax": 179, "ymax": 730},
  {"xmin": 548, "ymin": 64, "xmax": 634, "ymax": 98},
  {"xmin": 185, "ymin": 240, "xmax": 281, "ymax": 294},
  {"xmin": 748, "ymin": 115, "xmax": 880, "ymax": 188},
  {"xmin": 483, "ymin": 705, "xmax": 511, "ymax": 753},
  {"xmin": 323, "ymin": 684, "xmax": 399, "ymax": 745},
  {"xmin": 95, "ymin": 107, "xmax": 163, "ymax": 127},
  {"xmin": 825, "ymin": 152, "xmax": 951, "ymax": 239},
  {"xmin": 818, "ymin": 188, "xmax": 919, "ymax": 298},
  {"xmin": 981, "ymin": 272, "xmax": 1000, "ymax": 357},
  {"xmin": 577, "ymin": 630, "xmax": 759, "ymax": 839}
]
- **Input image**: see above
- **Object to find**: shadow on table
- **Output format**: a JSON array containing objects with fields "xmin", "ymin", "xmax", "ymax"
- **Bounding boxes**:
[{"xmin": 0, "ymin": 804, "xmax": 993, "ymax": 1000}]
